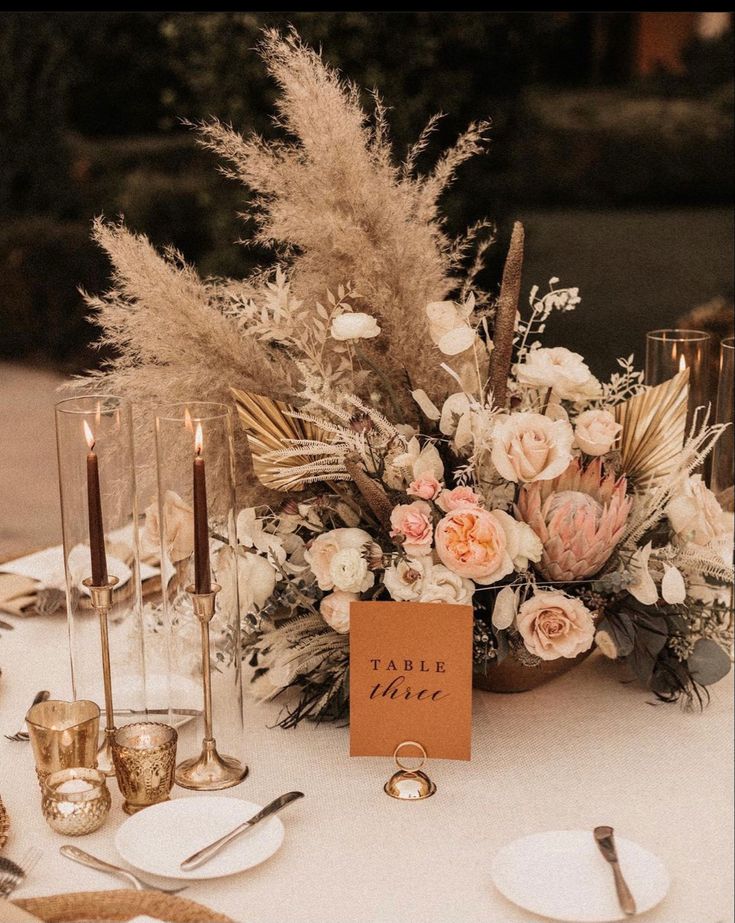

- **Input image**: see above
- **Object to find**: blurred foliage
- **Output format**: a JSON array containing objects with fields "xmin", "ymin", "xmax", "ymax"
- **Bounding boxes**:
[{"xmin": 0, "ymin": 11, "xmax": 732, "ymax": 366}]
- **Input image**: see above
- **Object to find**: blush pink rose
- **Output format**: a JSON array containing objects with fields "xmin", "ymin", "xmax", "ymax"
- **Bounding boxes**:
[
  {"xmin": 516, "ymin": 590, "xmax": 595, "ymax": 660},
  {"xmin": 407, "ymin": 473, "xmax": 442, "ymax": 500},
  {"xmin": 436, "ymin": 486, "xmax": 483, "ymax": 513},
  {"xmin": 435, "ymin": 508, "xmax": 514, "ymax": 585},
  {"xmin": 390, "ymin": 500, "xmax": 434, "ymax": 556}
]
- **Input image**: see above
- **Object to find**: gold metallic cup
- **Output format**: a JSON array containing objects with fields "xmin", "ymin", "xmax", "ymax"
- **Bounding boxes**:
[
  {"xmin": 384, "ymin": 741, "xmax": 436, "ymax": 801},
  {"xmin": 112, "ymin": 722, "xmax": 178, "ymax": 815},
  {"xmin": 42, "ymin": 767, "xmax": 110, "ymax": 835},
  {"xmin": 175, "ymin": 584, "xmax": 248, "ymax": 790},
  {"xmin": 82, "ymin": 575, "xmax": 119, "ymax": 776},
  {"xmin": 26, "ymin": 699, "xmax": 100, "ymax": 786}
]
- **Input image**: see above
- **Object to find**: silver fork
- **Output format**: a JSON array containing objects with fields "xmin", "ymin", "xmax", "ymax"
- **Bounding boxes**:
[
  {"xmin": 60, "ymin": 846, "xmax": 187, "ymax": 894},
  {"xmin": 4, "ymin": 690, "xmax": 50, "ymax": 742},
  {"xmin": 0, "ymin": 847, "xmax": 43, "ymax": 898}
]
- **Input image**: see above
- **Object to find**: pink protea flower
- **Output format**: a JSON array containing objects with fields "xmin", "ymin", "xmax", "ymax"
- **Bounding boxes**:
[{"xmin": 516, "ymin": 458, "xmax": 631, "ymax": 581}]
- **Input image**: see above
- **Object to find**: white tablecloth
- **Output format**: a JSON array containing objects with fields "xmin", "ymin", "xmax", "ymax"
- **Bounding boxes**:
[{"xmin": 0, "ymin": 613, "xmax": 732, "ymax": 923}]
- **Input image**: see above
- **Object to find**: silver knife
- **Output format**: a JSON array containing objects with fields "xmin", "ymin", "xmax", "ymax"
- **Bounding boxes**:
[
  {"xmin": 180, "ymin": 791, "xmax": 304, "ymax": 871},
  {"xmin": 593, "ymin": 825, "xmax": 637, "ymax": 917}
]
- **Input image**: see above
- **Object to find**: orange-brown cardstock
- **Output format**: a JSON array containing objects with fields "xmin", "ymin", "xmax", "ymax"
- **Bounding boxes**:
[{"xmin": 349, "ymin": 601, "xmax": 473, "ymax": 760}]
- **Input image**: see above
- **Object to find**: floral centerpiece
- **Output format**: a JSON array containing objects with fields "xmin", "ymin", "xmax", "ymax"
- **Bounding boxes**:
[{"xmin": 80, "ymin": 30, "xmax": 733, "ymax": 727}]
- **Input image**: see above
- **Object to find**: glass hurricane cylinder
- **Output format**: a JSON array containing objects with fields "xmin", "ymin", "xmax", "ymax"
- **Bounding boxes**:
[
  {"xmin": 55, "ymin": 396, "xmax": 147, "ymax": 721},
  {"xmin": 711, "ymin": 337, "xmax": 734, "ymax": 509},
  {"xmin": 153, "ymin": 402, "xmax": 244, "ymax": 770},
  {"xmin": 645, "ymin": 329, "xmax": 711, "ymax": 430}
]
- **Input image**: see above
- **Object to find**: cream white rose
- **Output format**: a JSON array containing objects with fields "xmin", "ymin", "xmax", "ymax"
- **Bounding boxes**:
[
  {"xmin": 517, "ymin": 590, "xmax": 595, "ymax": 660},
  {"xmin": 329, "ymin": 547, "xmax": 373, "ymax": 594},
  {"xmin": 516, "ymin": 347, "xmax": 602, "ymax": 402},
  {"xmin": 573, "ymin": 409, "xmax": 622, "ymax": 456},
  {"xmin": 492, "ymin": 510, "xmax": 543, "ymax": 570},
  {"xmin": 384, "ymin": 556, "xmax": 432, "ymax": 602},
  {"xmin": 426, "ymin": 299, "xmax": 476, "ymax": 355},
  {"xmin": 320, "ymin": 590, "xmax": 358, "ymax": 633},
  {"xmin": 491, "ymin": 412, "xmax": 574, "ymax": 483},
  {"xmin": 330, "ymin": 312, "xmax": 381, "ymax": 341},
  {"xmin": 304, "ymin": 528, "xmax": 374, "ymax": 590},
  {"xmin": 666, "ymin": 475, "xmax": 728, "ymax": 548},
  {"xmin": 143, "ymin": 490, "xmax": 195, "ymax": 563},
  {"xmin": 218, "ymin": 547, "xmax": 277, "ymax": 619},
  {"xmin": 419, "ymin": 564, "xmax": 474, "ymax": 605}
]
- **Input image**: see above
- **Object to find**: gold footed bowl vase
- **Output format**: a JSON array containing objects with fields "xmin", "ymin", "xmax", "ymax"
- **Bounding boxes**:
[{"xmin": 473, "ymin": 648, "xmax": 593, "ymax": 693}]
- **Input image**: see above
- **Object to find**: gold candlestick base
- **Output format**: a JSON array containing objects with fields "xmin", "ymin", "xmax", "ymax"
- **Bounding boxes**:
[
  {"xmin": 83, "ymin": 576, "xmax": 120, "ymax": 779},
  {"xmin": 175, "ymin": 584, "xmax": 248, "ymax": 791},
  {"xmin": 96, "ymin": 727, "xmax": 117, "ymax": 777},
  {"xmin": 175, "ymin": 738, "xmax": 248, "ymax": 790}
]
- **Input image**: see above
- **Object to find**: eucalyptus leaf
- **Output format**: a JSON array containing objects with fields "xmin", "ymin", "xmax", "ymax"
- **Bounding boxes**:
[{"xmin": 688, "ymin": 639, "xmax": 732, "ymax": 686}]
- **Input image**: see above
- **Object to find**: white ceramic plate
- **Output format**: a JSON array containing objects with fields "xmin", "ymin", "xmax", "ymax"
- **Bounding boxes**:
[
  {"xmin": 115, "ymin": 796, "xmax": 285, "ymax": 880},
  {"xmin": 491, "ymin": 829, "xmax": 669, "ymax": 922}
]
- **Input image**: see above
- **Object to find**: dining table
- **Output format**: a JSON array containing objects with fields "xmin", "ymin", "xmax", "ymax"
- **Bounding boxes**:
[{"xmin": 0, "ymin": 600, "xmax": 732, "ymax": 923}]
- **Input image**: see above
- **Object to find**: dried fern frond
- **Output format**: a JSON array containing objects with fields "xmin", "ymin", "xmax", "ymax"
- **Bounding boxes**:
[{"xmin": 195, "ymin": 28, "xmax": 493, "ymax": 412}]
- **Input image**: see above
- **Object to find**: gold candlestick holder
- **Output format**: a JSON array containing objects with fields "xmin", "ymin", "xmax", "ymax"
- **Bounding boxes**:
[
  {"xmin": 82, "ymin": 575, "xmax": 120, "ymax": 777},
  {"xmin": 175, "ymin": 584, "xmax": 248, "ymax": 790}
]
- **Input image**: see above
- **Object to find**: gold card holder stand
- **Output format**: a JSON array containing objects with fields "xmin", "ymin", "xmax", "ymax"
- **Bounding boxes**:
[{"xmin": 384, "ymin": 741, "xmax": 436, "ymax": 800}]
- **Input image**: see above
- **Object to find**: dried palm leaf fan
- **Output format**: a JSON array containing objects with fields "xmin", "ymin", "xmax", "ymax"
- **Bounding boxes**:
[
  {"xmin": 614, "ymin": 368, "xmax": 689, "ymax": 490},
  {"xmin": 231, "ymin": 388, "xmax": 327, "ymax": 492}
]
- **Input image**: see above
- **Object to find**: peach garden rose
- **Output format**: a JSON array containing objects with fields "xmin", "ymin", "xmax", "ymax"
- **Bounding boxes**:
[
  {"xmin": 516, "ymin": 590, "xmax": 595, "ymax": 660},
  {"xmin": 435, "ymin": 507, "xmax": 514, "ymax": 585}
]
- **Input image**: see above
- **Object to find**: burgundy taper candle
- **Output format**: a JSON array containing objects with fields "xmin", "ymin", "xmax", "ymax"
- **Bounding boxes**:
[
  {"xmin": 192, "ymin": 422, "xmax": 212, "ymax": 594},
  {"xmin": 83, "ymin": 420, "xmax": 108, "ymax": 586}
]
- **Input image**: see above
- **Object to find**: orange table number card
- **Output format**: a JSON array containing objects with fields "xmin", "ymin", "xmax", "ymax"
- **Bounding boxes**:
[{"xmin": 349, "ymin": 601, "xmax": 473, "ymax": 760}]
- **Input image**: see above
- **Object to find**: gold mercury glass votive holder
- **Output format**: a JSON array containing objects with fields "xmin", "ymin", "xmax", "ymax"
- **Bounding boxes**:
[
  {"xmin": 41, "ymin": 768, "xmax": 111, "ymax": 836},
  {"xmin": 111, "ymin": 722, "xmax": 178, "ymax": 815},
  {"xmin": 26, "ymin": 699, "xmax": 100, "ymax": 788}
]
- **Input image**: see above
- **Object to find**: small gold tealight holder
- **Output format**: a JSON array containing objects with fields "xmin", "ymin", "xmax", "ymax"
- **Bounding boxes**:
[
  {"xmin": 41, "ymin": 767, "xmax": 111, "ymax": 835},
  {"xmin": 175, "ymin": 584, "xmax": 248, "ymax": 790},
  {"xmin": 112, "ymin": 721, "xmax": 178, "ymax": 815},
  {"xmin": 384, "ymin": 741, "xmax": 436, "ymax": 801},
  {"xmin": 26, "ymin": 699, "xmax": 100, "ymax": 787}
]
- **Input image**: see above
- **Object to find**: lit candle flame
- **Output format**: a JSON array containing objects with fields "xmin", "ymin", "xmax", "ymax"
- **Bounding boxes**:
[
  {"xmin": 83, "ymin": 419, "xmax": 95, "ymax": 451},
  {"xmin": 678, "ymin": 354, "xmax": 686, "ymax": 373},
  {"xmin": 195, "ymin": 422, "xmax": 204, "ymax": 457}
]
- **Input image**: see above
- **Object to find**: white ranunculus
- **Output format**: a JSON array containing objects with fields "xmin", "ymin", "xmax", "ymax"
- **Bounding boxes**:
[
  {"xmin": 330, "ymin": 312, "xmax": 381, "ymax": 341},
  {"xmin": 328, "ymin": 547, "xmax": 374, "ymax": 594},
  {"xmin": 304, "ymin": 528, "xmax": 374, "ymax": 591},
  {"xmin": 426, "ymin": 299, "xmax": 476, "ymax": 355},
  {"xmin": 419, "ymin": 564, "xmax": 474, "ymax": 605},
  {"xmin": 628, "ymin": 541, "xmax": 658, "ymax": 606},
  {"xmin": 492, "ymin": 585, "xmax": 517, "ymax": 629},
  {"xmin": 320, "ymin": 590, "xmax": 358, "ymax": 633},
  {"xmin": 516, "ymin": 347, "xmax": 602, "ymax": 402},
  {"xmin": 383, "ymin": 556, "xmax": 432, "ymax": 602},
  {"xmin": 491, "ymin": 510, "xmax": 543, "ymax": 570},
  {"xmin": 491, "ymin": 412, "xmax": 574, "ymax": 483},
  {"xmin": 573, "ymin": 409, "xmax": 622, "ymax": 456}
]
